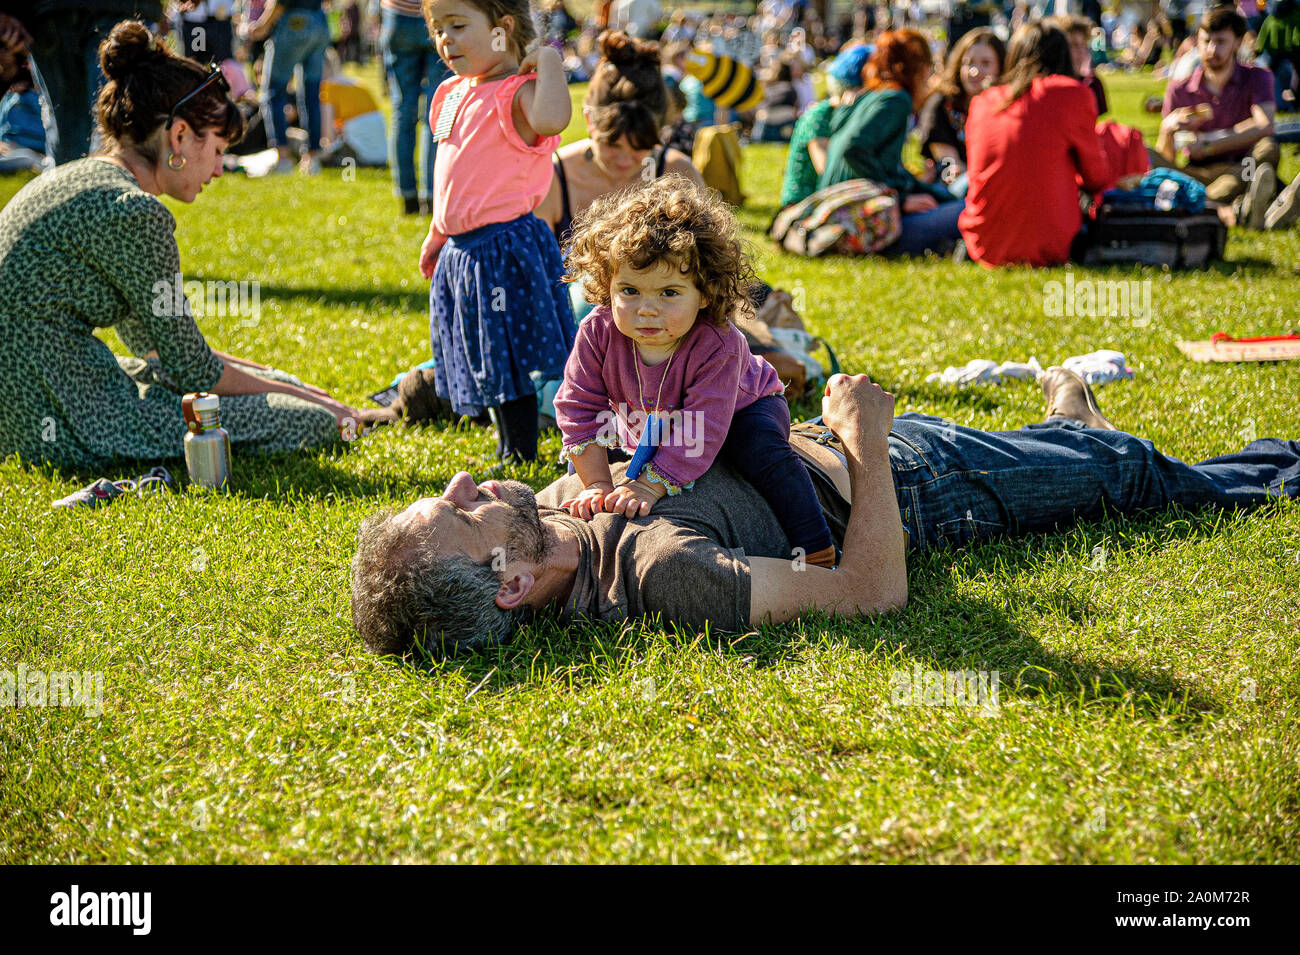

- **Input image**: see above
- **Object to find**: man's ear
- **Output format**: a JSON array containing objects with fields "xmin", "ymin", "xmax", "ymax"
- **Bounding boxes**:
[{"xmin": 495, "ymin": 570, "xmax": 535, "ymax": 610}]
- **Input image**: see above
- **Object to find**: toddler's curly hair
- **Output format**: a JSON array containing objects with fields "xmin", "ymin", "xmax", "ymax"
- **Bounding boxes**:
[{"xmin": 564, "ymin": 176, "xmax": 756, "ymax": 327}]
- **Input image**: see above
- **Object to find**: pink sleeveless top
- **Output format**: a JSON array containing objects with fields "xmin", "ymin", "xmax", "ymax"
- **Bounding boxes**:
[{"xmin": 425, "ymin": 72, "xmax": 561, "ymax": 257}]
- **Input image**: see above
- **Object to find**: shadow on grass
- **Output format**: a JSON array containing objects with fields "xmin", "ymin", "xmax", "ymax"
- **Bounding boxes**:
[
  {"xmin": 21, "ymin": 416, "xmax": 569, "ymax": 504},
  {"xmin": 1052, "ymin": 255, "xmax": 1286, "ymax": 280},
  {"xmin": 194, "ymin": 279, "xmax": 428, "ymax": 315},
  {"xmin": 230, "ymin": 445, "xmax": 407, "ymax": 500},
  {"xmin": 1204, "ymin": 255, "xmax": 1297, "ymax": 278},
  {"xmin": 21, "ymin": 441, "xmax": 395, "ymax": 502},
  {"xmin": 896, "ymin": 383, "xmax": 1010, "ymax": 412}
]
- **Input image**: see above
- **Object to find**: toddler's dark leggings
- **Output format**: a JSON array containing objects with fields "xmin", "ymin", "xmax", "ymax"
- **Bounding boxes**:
[
  {"xmin": 721, "ymin": 394, "xmax": 835, "ymax": 558},
  {"xmin": 494, "ymin": 393, "xmax": 539, "ymax": 462}
]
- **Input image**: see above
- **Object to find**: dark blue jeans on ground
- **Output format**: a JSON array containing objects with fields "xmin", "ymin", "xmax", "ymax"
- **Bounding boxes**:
[
  {"xmin": 262, "ymin": 8, "xmax": 331, "ymax": 151},
  {"xmin": 895, "ymin": 198, "xmax": 964, "ymax": 256},
  {"xmin": 723, "ymin": 394, "xmax": 835, "ymax": 557},
  {"xmin": 0, "ymin": 89, "xmax": 47, "ymax": 153},
  {"xmin": 1275, "ymin": 57, "xmax": 1299, "ymax": 113},
  {"xmin": 380, "ymin": 8, "xmax": 450, "ymax": 200},
  {"xmin": 886, "ymin": 412, "xmax": 1300, "ymax": 552}
]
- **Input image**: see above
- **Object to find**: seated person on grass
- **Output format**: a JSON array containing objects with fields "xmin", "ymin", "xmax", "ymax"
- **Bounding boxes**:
[
  {"xmin": 916, "ymin": 26, "xmax": 1005, "ymax": 199},
  {"xmin": 1045, "ymin": 13, "xmax": 1108, "ymax": 116},
  {"xmin": 0, "ymin": 21, "xmax": 363, "ymax": 471},
  {"xmin": 1154, "ymin": 5, "xmax": 1298, "ymax": 230},
  {"xmin": 0, "ymin": 12, "xmax": 45, "ymax": 174},
  {"xmin": 350, "ymin": 370, "xmax": 1300, "ymax": 656},
  {"xmin": 958, "ymin": 22, "xmax": 1112, "ymax": 268},
  {"xmin": 318, "ymin": 51, "xmax": 387, "ymax": 167},
  {"xmin": 777, "ymin": 42, "xmax": 870, "ymax": 208},
  {"xmin": 818, "ymin": 29, "xmax": 964, "ymax": 256}
]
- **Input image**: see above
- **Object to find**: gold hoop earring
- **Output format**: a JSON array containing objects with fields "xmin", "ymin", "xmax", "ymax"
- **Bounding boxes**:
[{"xmin": 167, "ymin": 152, "xmax": 186, "ymax": 171}]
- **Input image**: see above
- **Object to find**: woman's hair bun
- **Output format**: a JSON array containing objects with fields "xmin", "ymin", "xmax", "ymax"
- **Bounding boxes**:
[
  {"xmin": 100, "ymin": 20, "xmax": 160, "ymax": 82},
  {"xmin": 598, "ymin": 29, "xmax": 659, "ymax": 68},
  {"xmin": 586, "ymin": 28, "xmax": 668, "ymax": 141}
]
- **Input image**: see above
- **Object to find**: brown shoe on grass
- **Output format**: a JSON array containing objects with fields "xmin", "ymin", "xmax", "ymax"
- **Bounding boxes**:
[{"xmin": 1041, "ymin": 366, "xmax": 1118, "ymax": 431}]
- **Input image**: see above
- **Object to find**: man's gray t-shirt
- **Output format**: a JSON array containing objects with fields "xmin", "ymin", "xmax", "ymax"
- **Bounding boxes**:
[{"xmin": 537, "ymin": 463, "xmax": 793, "ymax": 633}]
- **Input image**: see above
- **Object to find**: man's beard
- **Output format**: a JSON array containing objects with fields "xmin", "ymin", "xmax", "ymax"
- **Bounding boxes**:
[
  {"xmin": 497, "ymin": 480, "xmax": 550, "ymax": 565},
  {"xmin": 1203, "ymin": 50, "xmax": 1233, "ymax": 73}
]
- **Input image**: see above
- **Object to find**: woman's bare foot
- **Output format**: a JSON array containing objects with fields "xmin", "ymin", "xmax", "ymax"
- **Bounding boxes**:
[{"xmin": 1041, "ymin": 366, "xmax": 1118, "ymax": 431}]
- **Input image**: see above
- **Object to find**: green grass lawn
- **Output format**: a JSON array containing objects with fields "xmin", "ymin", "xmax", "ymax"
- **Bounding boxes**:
[{"xmin": 2, "ymin": 72, "xmax": 1298, "ymax": 863}]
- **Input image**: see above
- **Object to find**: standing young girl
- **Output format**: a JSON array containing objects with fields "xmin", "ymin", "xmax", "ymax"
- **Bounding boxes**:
[
  {"xmin": 554, "ymin": 177, "xmax": 838, "ymax": 569},
  {"xmin": 418, "ymin": 0, "xmax": 576, "ymax": 461}
]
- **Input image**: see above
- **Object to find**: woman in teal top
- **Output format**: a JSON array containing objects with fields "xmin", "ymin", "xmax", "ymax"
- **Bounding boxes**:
[
  {"xmin": 0, "ymin": 22, "xmax": 359, "ymax": 471},
  {"xmin": 779, "ymin": 98, "xmax": 835, "ymax": 207},
  {"xmin": 779, "ymin": 43, "xmax": 873, "ymax": 208},
  {"xmin": 817, "ymin": 30, "xmax": 964, "ymax": 255}
]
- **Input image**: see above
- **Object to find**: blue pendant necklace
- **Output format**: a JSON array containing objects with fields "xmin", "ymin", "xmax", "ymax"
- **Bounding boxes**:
[{"xmin": 626, "ymin": 343, "xmax": 679, "ymax": 481}]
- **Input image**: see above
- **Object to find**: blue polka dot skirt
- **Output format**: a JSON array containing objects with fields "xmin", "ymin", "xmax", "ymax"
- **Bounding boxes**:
[{"xmin": 431, "ymin": 212, "xmax": 576, "ymax": 417}]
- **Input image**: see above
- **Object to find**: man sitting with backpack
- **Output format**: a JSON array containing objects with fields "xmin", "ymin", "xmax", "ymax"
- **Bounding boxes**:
[{"xmin": 1154, "ymin": 5, "xmax": 1300, "ymax": 230}]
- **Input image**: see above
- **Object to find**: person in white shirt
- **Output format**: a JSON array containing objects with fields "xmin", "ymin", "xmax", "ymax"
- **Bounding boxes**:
[
  {"xmin": 728, "ymin": 16, "xmax": 763, "ymax": 66},
  {"xmin": 610, "ymin": 0, "xmax": 662, "ymax": 39}
]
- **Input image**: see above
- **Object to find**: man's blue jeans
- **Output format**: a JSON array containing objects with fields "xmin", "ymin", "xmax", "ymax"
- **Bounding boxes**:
[
  {"xmin": 887, "ymin": 413, "xmax": 1299, "ymax": 551},
  {"xmin": 262, "ymin": 8, "xmax": 331, "ymax": 151},
  {"xmin": 380, "ymin": 9, "xmax": 450, "ymax": 200},
  {"xmin": 27, "ymin": 11, "xmax": 124, "ymax": 163},
  {"xmin": 895, "ymin": 198, "xmax": 964, "ymax": 256},
  {"xmin": 1275, "ymin": 57, "xmax": 1298, "ymax": 113}
]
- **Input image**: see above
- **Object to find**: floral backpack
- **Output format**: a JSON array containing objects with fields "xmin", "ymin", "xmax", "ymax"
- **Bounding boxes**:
[{"xmin": 768, "ymin": 178, "xmax": 902, "ymax": 256}]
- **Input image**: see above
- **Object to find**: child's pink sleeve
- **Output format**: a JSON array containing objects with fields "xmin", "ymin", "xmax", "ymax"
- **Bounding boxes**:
[
  {"xmin": 492, "ymin": 73, "xmax": 563, "ymax": 154},
  {"xmin": 554, "ymin": 314, "xmax": 615, "ymax": 458},
  {"xmin": 642, "ymin": 334, "xmax": 745, "ymax": 493}
]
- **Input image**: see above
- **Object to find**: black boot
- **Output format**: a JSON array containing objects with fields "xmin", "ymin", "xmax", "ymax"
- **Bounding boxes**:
[{"xmin": 494, "ymin": 394, "xmax": 539, "ymax": 462}]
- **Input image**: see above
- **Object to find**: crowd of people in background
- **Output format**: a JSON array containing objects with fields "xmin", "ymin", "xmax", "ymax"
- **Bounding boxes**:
[
  {"xmin": 3, "ymin": 2, "xmax": 1296, "ymax": 241},
  {"xmin": 0, "ymin": 2, "xmax": 1294, "ymax": 454}
]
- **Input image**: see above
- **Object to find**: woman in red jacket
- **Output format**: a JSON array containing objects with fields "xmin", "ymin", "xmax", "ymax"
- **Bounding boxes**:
[{"xmin": 958, "ymin": 22, "xmax": 1111, "ymax": 267}]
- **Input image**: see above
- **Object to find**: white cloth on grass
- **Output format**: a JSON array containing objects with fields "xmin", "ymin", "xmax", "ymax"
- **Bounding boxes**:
[
  {"xmin": 926, "ymin": 357, "xmax": 1044, "ymax": 387},
  {"xmin": 925, "ymin": 350, "xmax": 1135, "ymax": 388},
  {"xmin": 1062, "ymin": 350, "xmax": 1134, "ymax": 385}
]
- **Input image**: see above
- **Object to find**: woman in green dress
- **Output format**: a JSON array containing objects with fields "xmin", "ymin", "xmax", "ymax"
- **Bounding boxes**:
[{"xmin": 0, "ymin": 20, "xmax": 361, "ymax": 472}]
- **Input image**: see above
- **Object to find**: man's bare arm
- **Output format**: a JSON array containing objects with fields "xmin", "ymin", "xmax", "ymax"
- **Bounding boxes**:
[
  {"xmin": 747, "ymin": 375, "xmax": 908, "ymax": 625},
  {"xmin": 1191, "ymin": 103, "xmax": 1275, "ymax": 161}
]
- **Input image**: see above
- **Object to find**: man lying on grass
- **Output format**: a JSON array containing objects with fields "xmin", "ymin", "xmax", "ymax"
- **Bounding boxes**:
[{"xmin": 351, "ymin": 370, "xmax": 1300, "ymax": 655}]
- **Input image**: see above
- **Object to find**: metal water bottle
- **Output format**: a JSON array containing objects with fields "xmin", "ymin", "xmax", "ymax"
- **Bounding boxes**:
[{"xmin": 182, "ymin": 392, "xmax": 231, "ymax": 490}]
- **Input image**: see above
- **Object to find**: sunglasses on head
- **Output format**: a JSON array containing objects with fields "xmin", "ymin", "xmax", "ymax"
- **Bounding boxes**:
[{"xmin": 166, "ymin": 63, "xmax": 230, "ymax": 130}]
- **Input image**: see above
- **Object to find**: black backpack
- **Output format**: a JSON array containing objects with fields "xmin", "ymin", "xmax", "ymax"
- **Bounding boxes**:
[{"xmin": 1080, "ymin": 206, "xmax": 1227, "ymax": 269}]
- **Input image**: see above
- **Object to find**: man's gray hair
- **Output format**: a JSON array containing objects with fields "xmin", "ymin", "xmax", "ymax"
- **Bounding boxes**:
[{"xmin": 350, "ymin": 511, "xmax": 515, "ymax": 656}]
